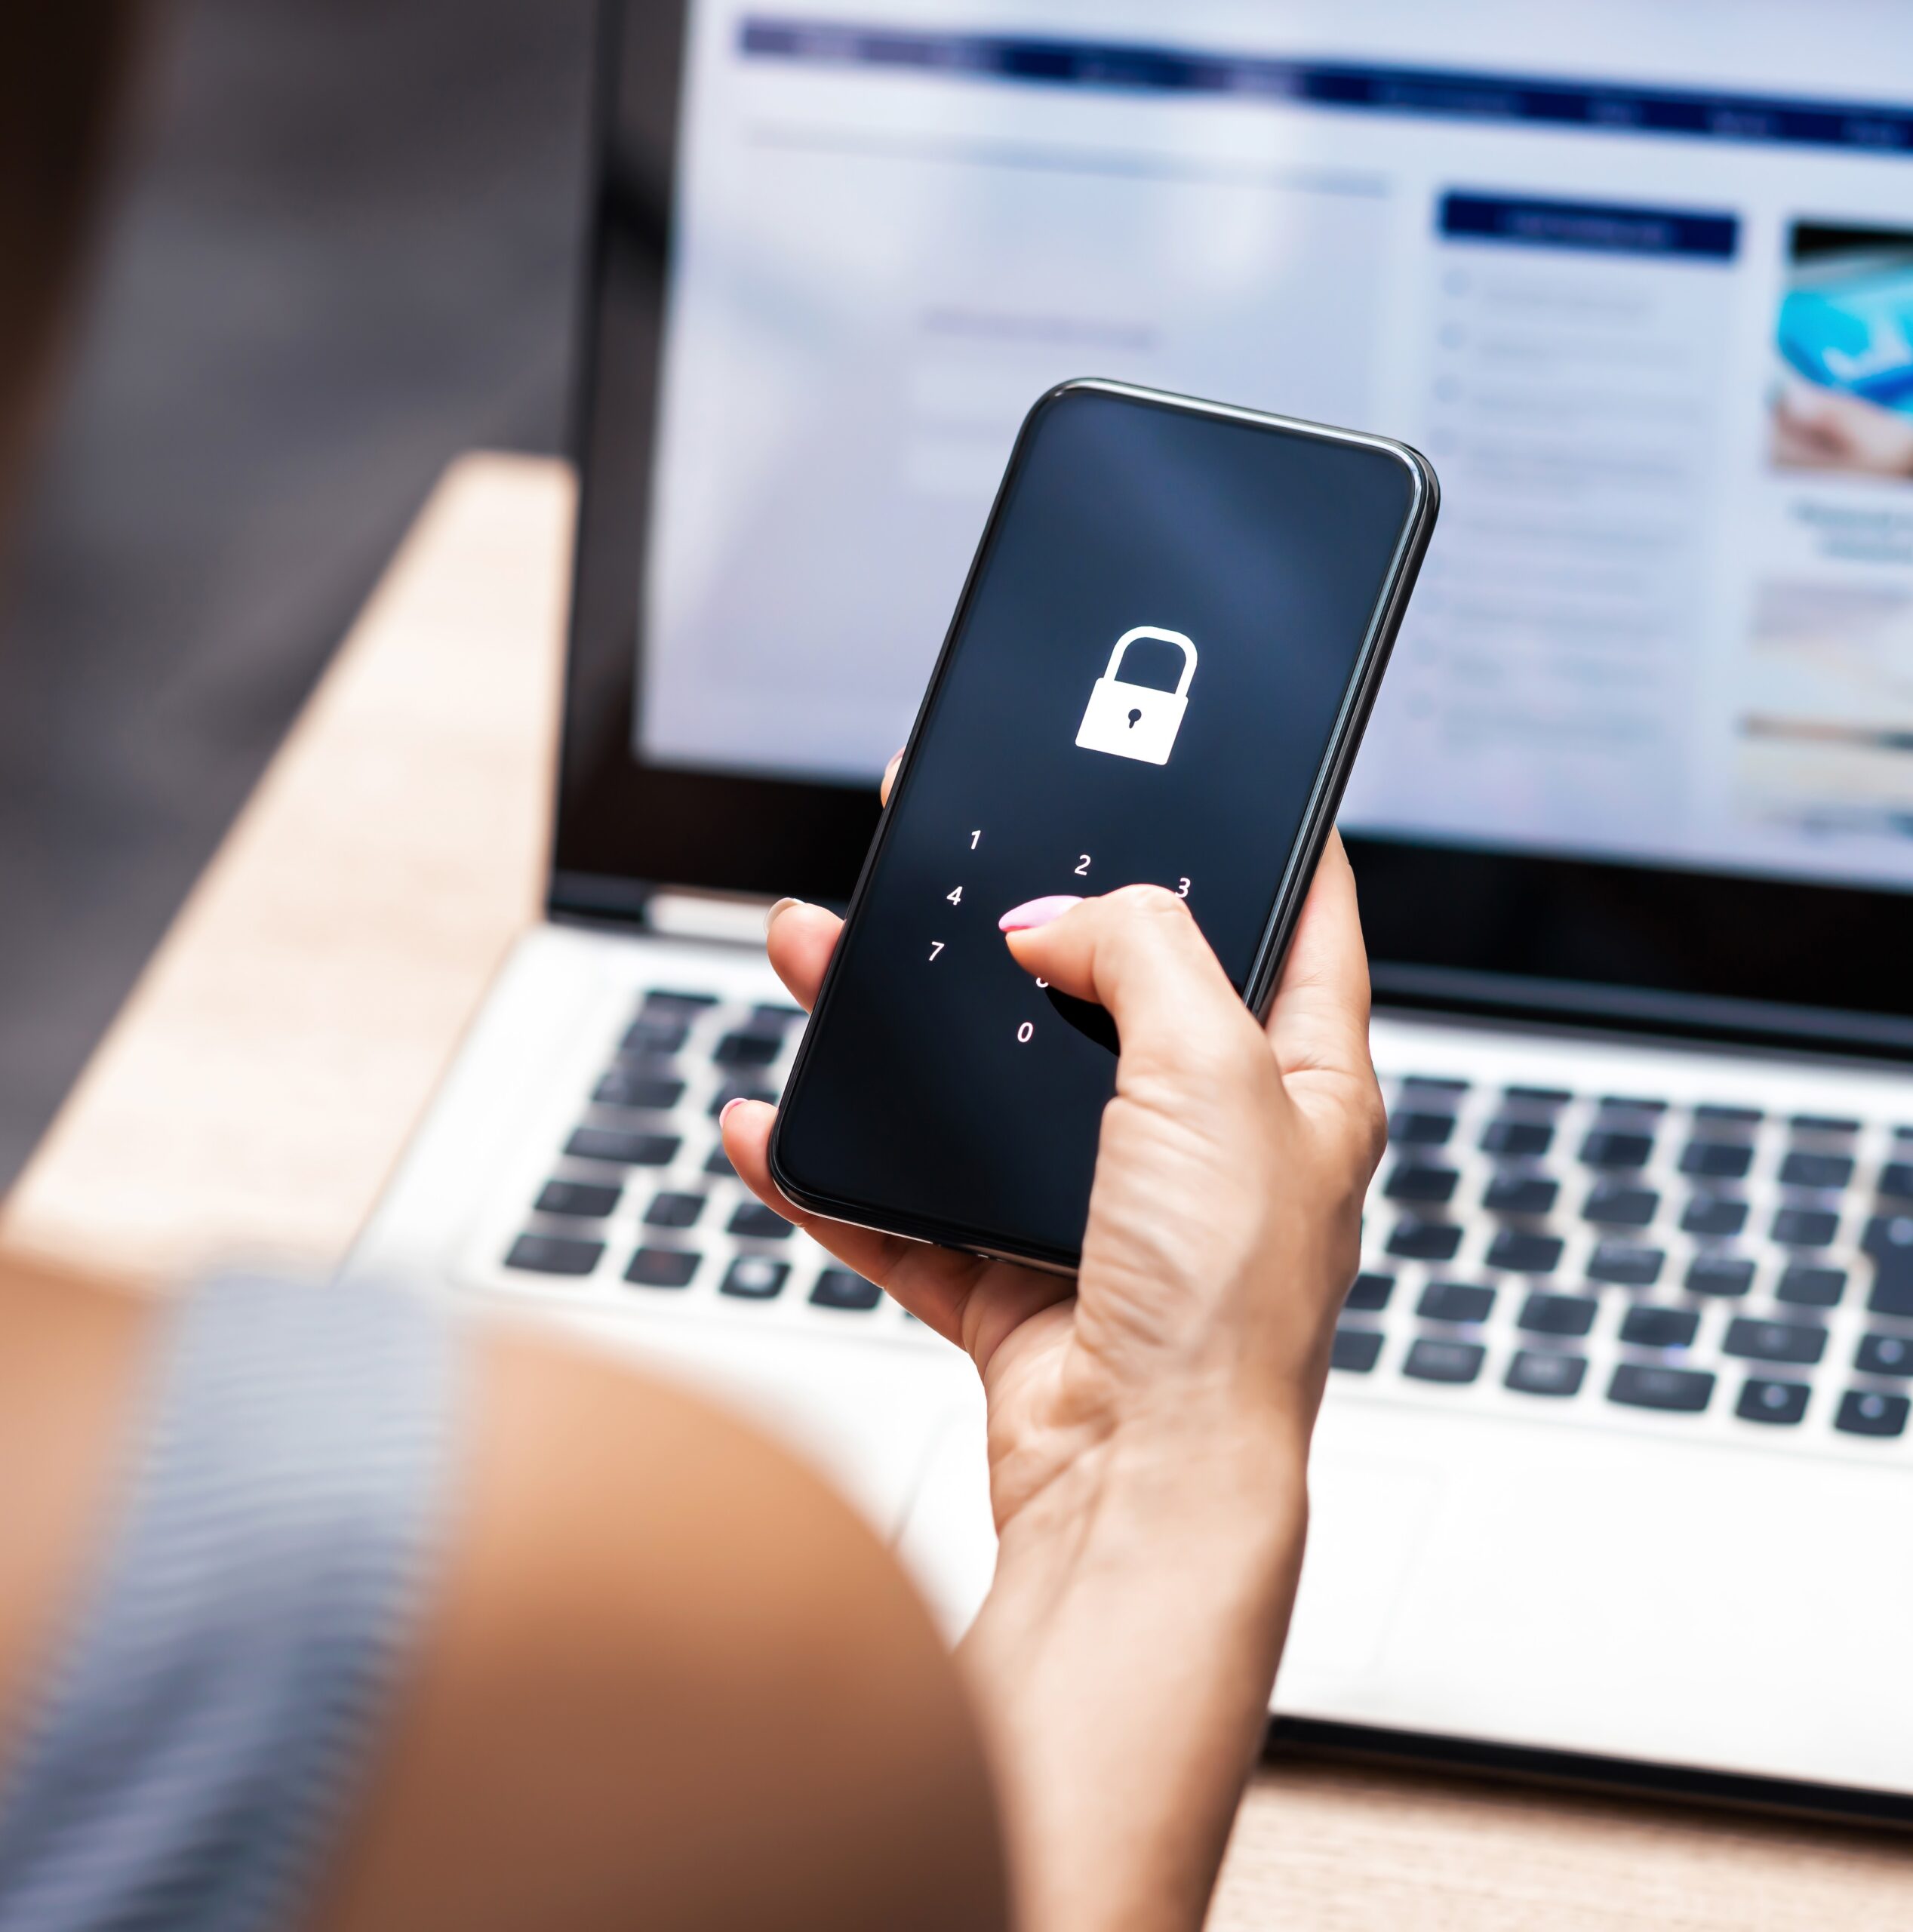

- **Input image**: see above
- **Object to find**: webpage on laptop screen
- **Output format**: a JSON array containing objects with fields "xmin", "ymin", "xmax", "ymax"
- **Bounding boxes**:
[{"xmin": 637, "ymin": 0, "xmax": 1913, "ymax": 892}]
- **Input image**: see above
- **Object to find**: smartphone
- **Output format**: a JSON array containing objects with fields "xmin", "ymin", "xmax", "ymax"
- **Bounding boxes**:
[{"xmin": 771, "ymin": 380, "xmax": 1437, "ymax": 1272}]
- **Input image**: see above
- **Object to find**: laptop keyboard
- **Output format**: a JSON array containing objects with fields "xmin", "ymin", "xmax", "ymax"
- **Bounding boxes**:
[
  {"xmin": 1345, "ymin": 1076, "xmax": 1913, "ymax": 1446},
  {"xmin": 481, "ymin": 968, "xmax": 1913, "ymax": 1450},
  {"xmin": 494, "ymin": 985, "xmax": 913, "ymax": 1336}
]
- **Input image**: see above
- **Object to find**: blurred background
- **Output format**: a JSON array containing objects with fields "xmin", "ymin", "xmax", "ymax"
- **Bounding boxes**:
[{"xmin": 0, "ymin": 0, "xmax": 596, "ymax": 1189}]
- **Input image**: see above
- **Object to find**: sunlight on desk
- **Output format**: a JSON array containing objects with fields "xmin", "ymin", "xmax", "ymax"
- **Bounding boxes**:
[{"xmin": 0, "ymin": 454, "xmax": 572, "ymax": 1283}]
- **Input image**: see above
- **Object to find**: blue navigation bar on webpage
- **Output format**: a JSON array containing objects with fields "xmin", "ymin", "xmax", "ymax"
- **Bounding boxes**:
[{"xmin": 739, "ymin": 17, "xmax": 1913, "ymax": 157}]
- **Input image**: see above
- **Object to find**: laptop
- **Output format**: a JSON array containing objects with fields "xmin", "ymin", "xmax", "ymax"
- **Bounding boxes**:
[{"xmin": 346, "ymin": 0, "xmax": 1913, "ymax": 1820}]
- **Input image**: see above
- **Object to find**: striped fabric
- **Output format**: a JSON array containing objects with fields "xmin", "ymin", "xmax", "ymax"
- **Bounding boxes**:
[{"xmin": 0, "ymin": 1274, "xmax": 464, "ymax": 1932}]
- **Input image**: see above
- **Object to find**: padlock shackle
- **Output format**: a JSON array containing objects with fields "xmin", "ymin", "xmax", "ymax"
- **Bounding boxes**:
[{"xmin": 1104, "ymin": 626, "xmax": 1197, "ymax": 700}]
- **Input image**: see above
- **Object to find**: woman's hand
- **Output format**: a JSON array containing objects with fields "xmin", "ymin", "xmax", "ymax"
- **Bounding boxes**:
[
  {"xmin": 722, "ymin": 764, "xmax": 1382, "ymax": 1521},
  {"xmin": 721, "ymin": 763, "xmax": 1384, "ymax": 1932}
]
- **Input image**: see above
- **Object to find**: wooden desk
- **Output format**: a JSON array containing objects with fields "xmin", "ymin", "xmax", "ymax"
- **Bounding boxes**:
[{"xmin": 4, "ymin": 456, "xmax": 1904, "ymax": 1925}]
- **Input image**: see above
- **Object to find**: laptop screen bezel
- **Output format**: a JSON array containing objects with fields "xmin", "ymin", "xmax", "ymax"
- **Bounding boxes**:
[{"xmin": 554, "ymin": 0, "xmax": 1913, "ymax": 1054}]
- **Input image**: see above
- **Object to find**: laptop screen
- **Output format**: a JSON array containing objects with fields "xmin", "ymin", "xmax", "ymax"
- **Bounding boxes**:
[{"xmin": 633, "ymin": 0, "xmax": 1913, "ymax": 897}]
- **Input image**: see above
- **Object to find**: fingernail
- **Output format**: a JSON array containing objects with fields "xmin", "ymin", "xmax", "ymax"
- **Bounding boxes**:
[
  {"xmin": 719, "ymin": 1097, "xmax": 747, "ymax": 1124},
  {"xmin": 999, "ymin": 894, "xmax": 1084, "ymax": 933},
  {"xmin": 765, "ymin": 896, "xmax": 803, "ymax": 936}
]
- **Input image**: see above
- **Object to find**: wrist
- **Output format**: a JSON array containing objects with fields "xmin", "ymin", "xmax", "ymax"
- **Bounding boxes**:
[
  {"xmin": 960, "ymin": 1413, "xmax": 1310, "ymax": 1932},
  {"xmin": 982, "ymin": 1394, "xmax": 1312, "ymax": 1647}
]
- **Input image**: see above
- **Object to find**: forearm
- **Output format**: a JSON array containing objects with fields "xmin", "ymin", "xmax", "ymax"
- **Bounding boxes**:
[{"xmin": 958, "ymin": 1417, "xmax": 1309, "ymax": 1932}]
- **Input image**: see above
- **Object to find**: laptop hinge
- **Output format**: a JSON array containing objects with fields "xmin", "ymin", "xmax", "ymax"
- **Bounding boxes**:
[
  {"xmin": 549, "ymin": 872, "xmax": 784, "ymax": 946},
  {"xmin": 643, "ymin": 888, "xmax": 781, "ymax": 947}
]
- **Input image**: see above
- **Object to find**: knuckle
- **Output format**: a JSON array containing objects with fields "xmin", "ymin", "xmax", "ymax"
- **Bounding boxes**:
[
  {"xmin": 1356, "ymin": 1081, "xmax": 1389, "ymax": 1177},
  {"xmin": 1183, "ymin": 1017, "xmax": 1274, "ymax": 1103},
  {"xmin": 1168, "ymin": 1030, "xmax": 1241, "ymax": 1091},
  {"xmin": 1107, "ymin": 881, "xmax": 1191, "ymax": 922}
]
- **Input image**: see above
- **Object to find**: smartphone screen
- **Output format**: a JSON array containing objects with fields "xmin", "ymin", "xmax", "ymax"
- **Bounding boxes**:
[{"xmin": 774, "ymin": 383, "xmax": 1432, "ymax": 1267}]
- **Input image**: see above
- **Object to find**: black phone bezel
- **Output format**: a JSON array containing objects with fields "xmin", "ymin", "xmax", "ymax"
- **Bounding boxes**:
[{"xmin": 765, "ymin": 381, "xmax": 1438, "ymax": 1271}]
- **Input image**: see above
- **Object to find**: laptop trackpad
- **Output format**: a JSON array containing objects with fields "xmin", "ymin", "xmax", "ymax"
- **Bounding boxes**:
[{"xmin": 1282, "ymin": 1453, "xmax": 1442, "ymax": 1695}]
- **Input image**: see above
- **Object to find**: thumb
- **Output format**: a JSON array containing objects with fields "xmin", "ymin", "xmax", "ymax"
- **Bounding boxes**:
[{"xmin": 1000, "ymin": 885, "xmax": 1262, "ymax": 1084}]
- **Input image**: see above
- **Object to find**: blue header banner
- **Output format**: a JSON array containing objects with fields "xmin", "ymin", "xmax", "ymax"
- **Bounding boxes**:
[
  {"xmin": 1440, "ymin": 192, "xmax": 1740, "ymax": 260},
  {"xmin": 740, "ymin": 17, "xmax": 1913, "ymax": 158}
]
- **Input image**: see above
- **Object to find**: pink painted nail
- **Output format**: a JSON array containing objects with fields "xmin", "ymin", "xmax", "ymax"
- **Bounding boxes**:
[
  {"xmin": 999, "ymin": 894, "xmax": 1084, "ymax": 933},
  {"xmin": 718, "ymin": 1096, "xmax": 748, "ymax": 1124}
]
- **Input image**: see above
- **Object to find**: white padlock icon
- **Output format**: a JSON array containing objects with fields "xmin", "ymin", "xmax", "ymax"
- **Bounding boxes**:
[{"xmin": 1075, "ymin": 626, "xmax": 1198, "ymax": 766}]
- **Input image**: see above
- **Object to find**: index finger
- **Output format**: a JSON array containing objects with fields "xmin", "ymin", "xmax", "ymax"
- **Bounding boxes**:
[{"xmin": 1263, "ymin": 830, "xmax": 1373, "ymax": 1088}]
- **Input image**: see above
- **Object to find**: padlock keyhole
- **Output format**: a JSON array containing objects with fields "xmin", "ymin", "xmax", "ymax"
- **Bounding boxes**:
[{"xmin": 1127, "ymin": 708, "xmax": 1142, "ymax": 729}]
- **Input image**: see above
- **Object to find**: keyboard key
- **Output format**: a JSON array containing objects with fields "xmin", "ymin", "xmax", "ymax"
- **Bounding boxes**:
[
  {"xmin": 593, "ymin": 1069, "xmax": 686, "ymax": 1112},
  {"xmin": 1620, "ymin": 1304, "xmax": 1699, "ymax": 1348},
  {"xmin": 534, "ymin": 1180, "xmax": 621, "ymax": 1220},
  {"xmin": 622, "ymin": 1017, "xmax": 689, "ymax": 1057},
  {"xmin": 1681, "ymin": 1195, "xmax": 1748, "ymax": 1238},
  {"xmin": 626, "ymin": 1246, "xmax": 700, "ymax": 1289},
  {"xmin": 1518, "ymin": 1291, "xmax": 1597, "ymax": 1337},
  {"xmin": 812, "ymin": 1269, "xmax": 884, "ymax": 1312},
  {"xmin": 643, "ymin": 989, "xmax": 718, "ymax": 1019},
  {"xmin": 1581, "ymin": 1129, "xmax": 1653, "ymax": 1171},
  {"xmin": 1583, "ymin": 1180, "xmax": 1657, "ymax": 1228},
  {"xmin": 1877, "ymin": 1161, "xmax": 1913, "ymax": 1202},
  {"xmin": 1384, "ymin": 1163, "xmax": 1460, "ymax": 1205},
  {"xmin": 1679, "ymin": 1140, "xmax": 1752, "ymax": 1180},
  {"xmin": 1389, "ymin": 1109, "xmax": 1455, "ymax": 1147},
  {"xmin": 1684, "ymin": 1254, "xmax": 1755, "ymax": 1299},
  {"xmin": 644, "ymin": 1190, "xmax": 706, "ymax": 1229},
  {"xmin": 1401, "ymin": 1076, "xmax": 1469, "ymax": 1100},
  {"xmin": 1402, "ymin": 1339, "xmax": 1484, "ymax": 1385},
  {"xmin": 506, "ymin": 1233, "xmax": 602, "ymax": 1277},
  {"xmin": 1693, "ymin": 1103, "xmax": 1761, "ymax": 1126},
  {"xmin": 1790, "ymin": 1114, "xmax": 1859, "ymax": 1136},
  {"xmin": 1776, "ymin": 1263, "xmax": 1845, "ymax": 1308},
  {"xmin": 1481, "ymin": 1117, "xmax": 1552, "ymax": 1158},
  {"xmin": 729, "ymin": 1201, "xmax": 795, "ymax": 1241},
  {"xmin": 704, "ymin": 1143, "xmax": 737, "ymax": 1177},
  {"xmin": 1609, "ymin": 1364, "xmax": 1714, "ymax": 1413},
  {"xmin": 752, "ymin": 1002, "xmax": 805, "ymax": 1029},
  {"xmin": 1863, "ymin": 1213, "xmax": 1913, "ymax": 1315},
  {"xmin": 1504, "ymin": 1085, "xmax": 1571, "ymax": 1106},
  {"xmin": 1737, "ymin": 1378, "xmax": 1810, "ymax": 1426},
  {"xmin": 1589, "ymin": 1241, "xmax": 1664, "ymax": 1287},
  {"xmin": 1723, "ymin": 1317, "xmax": 1826, "ymax": 1366},
  {"xmin": 1505, "ymin": 1349, "xmax": 1585, "ymax": 1397},
  {"xmin": 1482, "ymin": 1174, "xmax": 1558, "ymax": 1217},
  {"xmin": 1484, "ymin": 1229, "xmax": 1562, "ymax": 1274},
  {"xmin": 567, "ymin": 1127, "xmax": 680, "ymax": 1168},
  {"xmin": 1835, "ymin": 1390, "xmax": 1910, "ymax": 1439},
  {"xmin": 1856, "ymin": 1333, "xmax": 1913, "ymax": 1377},
  {"xmin": 709, "ymin": 1080, "xmax": 777, "ymax": 1117},
  {"xmin": 1344, "ymin": 1271, "xmax": 1394, "ymax": 1312},
  {"xmin": 1771, "ymin": 1207, "xmax": 1838, "ymax": 1249},
  {"xmin": 1418, "ymin": 1280, "xmax": 1495, "ymax": 1324},
  {"xmin": 721, "ymin": 1256, "xmax": 790, "ymax": 1300},
  {"xmin": 1599, "ymin": 1096, "xmax": 1667, "ymax": 1115},
  {"xmin": 1330, "ymin": 1327, "xmax": 1384, "ymax": 1374},
  {"xmin": 1779, "ymin": 1150, "xmax": 1853, "ymax": 1191},
  {"xmin": 1386, "ymin": 1219, "xmax": 1462, "ymax": 1262},
  {"xmin": 714, "ymin": 1030, "xmax": 783, "ymax": 1068}
]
